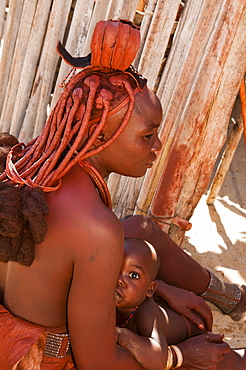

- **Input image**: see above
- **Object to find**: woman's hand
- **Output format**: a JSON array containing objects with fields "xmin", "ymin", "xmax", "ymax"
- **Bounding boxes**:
[
  {"xmin": 177, "ymin": 333, "xmax": 230, "ymax": 370},
  {"xmin": 155, "ymin": 280, "xmax": 213, "ymax": 331}
]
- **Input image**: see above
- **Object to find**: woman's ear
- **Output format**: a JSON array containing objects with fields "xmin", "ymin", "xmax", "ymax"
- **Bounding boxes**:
[
  {"xmin": 146, "ymin": 280, "xmax": 158, "ymax": 298},
  {"xmin": 93, "ymin": 131, "xmax": 106, "ymax": 146},
  {"xmin": 97, "ymin": 132, "xmax": 106, "ymax": 142}
]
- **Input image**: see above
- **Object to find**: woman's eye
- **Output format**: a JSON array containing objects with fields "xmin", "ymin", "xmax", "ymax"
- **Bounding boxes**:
[
  {"xmin": 144, "ymin": 134, "xmax": 153, "ymax": 139},
  {"xmin": 129, "ymin": 272, "xmax": 140, "ymax": 280}
]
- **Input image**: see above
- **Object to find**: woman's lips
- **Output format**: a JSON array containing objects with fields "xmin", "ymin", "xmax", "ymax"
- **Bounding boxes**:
[{"xmin": 146, "ymin": 154, "xmax": 157, "ymax": 167}]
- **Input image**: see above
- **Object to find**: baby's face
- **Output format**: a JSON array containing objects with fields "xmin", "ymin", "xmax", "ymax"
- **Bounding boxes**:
[{"xmin": 115, "ymin": 250, "xmax": 154, "ymax": 309}]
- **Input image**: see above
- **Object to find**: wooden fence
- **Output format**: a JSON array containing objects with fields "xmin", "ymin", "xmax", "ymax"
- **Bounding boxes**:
[{"xmin": 1, "ymin": 0, "xmax": 246, "ymax": 244}]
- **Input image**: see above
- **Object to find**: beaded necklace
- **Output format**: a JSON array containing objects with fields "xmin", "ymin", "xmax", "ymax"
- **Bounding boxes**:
[
  {"xmin": 78, "ymin": 160, "xmax": 112, "ymax": 209},
  {"xmin": 120, "ymin": 306, "xmax": 139, "ymax": 327}
]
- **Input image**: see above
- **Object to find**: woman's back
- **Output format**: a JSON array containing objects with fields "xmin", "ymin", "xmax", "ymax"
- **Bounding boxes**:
[{"xmin": 3, "ymin": 164, "xmax": 119, "ymax": 328}]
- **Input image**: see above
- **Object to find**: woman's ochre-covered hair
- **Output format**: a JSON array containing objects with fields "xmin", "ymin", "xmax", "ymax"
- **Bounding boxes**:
[{"xmin": 0, "ymin": 19, "xmax": 147, "ymax": 265}]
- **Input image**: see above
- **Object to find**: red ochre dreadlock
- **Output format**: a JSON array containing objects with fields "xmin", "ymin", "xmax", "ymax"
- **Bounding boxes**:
[{"xmin": 0, "ymin": 19, "xmax": 147, "ymax": 265}]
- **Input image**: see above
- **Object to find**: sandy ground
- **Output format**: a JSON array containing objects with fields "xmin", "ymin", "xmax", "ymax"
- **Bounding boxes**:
[{"xmin": 182, "ymin": 101, "xmax": 246, "ymax": 348}]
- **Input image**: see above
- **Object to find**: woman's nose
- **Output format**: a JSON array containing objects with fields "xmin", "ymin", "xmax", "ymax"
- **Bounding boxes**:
[{"xmin": 152, "ymin": 135, "xmax": 162, "ymax": 152}]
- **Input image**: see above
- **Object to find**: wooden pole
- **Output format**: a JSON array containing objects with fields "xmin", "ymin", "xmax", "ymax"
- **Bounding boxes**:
[
  {"xmin": 207, "ymin": 76, "xmax": 246, "ymax": 205},
  {"xmin": 206, "ymin": 116, "xmax": 244, "ymax": 205}
]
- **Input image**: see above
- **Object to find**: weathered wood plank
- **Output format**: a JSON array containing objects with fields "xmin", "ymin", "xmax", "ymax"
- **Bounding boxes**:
[
  {"xmin": 18, "ymin": 0, "xmax": 73, "ymax": 142},
  {"xmin": 0, "ymin": 0, "xmax": 24, "ymax": 112},
  {"xmin": 82, "ymin": 0, "xmax": 112, "ymax": 55},
  {"xmin": 134, "ymin": 0, "xmax": 157, "ymax": 67},
  {"xmin": 106, "ymin": 0, "xmax": 139, "ymax": 21},
  {"xmin": 6, "ymin": 0, "xmax": 52, "ymax": 140},
  {"xmin": 0, "ymin": 0, "xmax": 38, "ymax": 133},
  {"xmin": 137, "ymin": 0, "xmax": 180, "ymax": 90},
  {"xmin": 0, "ymin": 0, "xmax": 7, "ymax": 41}
]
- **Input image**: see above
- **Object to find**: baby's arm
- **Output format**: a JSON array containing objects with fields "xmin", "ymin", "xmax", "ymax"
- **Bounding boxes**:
[
  {"xmin": 116, "ymin": 326, "xmax": 167, "ymax": 370},
  {"xmin": 117, "ymin": 298, "xmax": 168, "ymax": 370}
]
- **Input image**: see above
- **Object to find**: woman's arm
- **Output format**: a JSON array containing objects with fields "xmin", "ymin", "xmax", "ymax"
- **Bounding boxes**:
[{"xmin": 66, "ymin": 205, "xmax": 145, "ymax": 369}]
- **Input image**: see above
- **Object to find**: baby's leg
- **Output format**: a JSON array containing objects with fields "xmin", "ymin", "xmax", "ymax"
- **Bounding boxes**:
[
  {"xmin": 216, "ymin": 349, "xmax": 246, "ymax": 370},
  {"xmin": 155, "ymin": 298, "xmax": 206, "ymax": 344}
]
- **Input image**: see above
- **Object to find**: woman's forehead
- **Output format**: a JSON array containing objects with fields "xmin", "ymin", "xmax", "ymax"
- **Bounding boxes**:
[{"xmin": 134, "ymin": 88, "xmax": 162, "ymax": 119}]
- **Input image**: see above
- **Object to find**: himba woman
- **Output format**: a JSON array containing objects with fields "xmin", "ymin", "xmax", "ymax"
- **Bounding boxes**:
[{"xmin": 0, "ymin": 19, "xmax": 245, "ymax": 369}]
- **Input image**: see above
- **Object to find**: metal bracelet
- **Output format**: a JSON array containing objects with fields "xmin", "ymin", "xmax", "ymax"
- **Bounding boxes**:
[
  {"xmin": 44, "ymin": 332, "xmax": 71, "ymax": 358},
  {"xmin": 201, "ymin": 270, "xmax": 241, "ymax": 314}
]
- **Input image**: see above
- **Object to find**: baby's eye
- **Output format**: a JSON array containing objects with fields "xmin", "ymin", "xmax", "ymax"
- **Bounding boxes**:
[{"xmin": 129, "ymin": 272, "xmax": 140, "ymax": 280}]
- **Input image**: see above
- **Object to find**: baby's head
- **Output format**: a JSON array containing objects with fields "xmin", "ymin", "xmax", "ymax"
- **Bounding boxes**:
[{"xmin": 116, "ymin": 238, "xmax": 160, "ymax": 309}]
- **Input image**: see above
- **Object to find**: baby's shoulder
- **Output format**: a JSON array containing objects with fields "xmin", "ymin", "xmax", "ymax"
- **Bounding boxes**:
[{"xmin": 137, "ymin": 297, "xmax": 159, "ymax": 318}]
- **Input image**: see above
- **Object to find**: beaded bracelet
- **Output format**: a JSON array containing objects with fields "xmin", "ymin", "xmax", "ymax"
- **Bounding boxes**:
[
  {"xmin": 165, "ymin": 346, "xmax": 173, "ymax": 370},
  {"xmin": 170, "ymin": 345, "xmax": 183, "ymax": 369}
]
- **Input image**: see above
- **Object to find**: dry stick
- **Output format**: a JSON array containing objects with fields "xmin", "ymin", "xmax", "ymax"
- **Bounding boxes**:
[{"xmin": 206, "ymin": 115, "xmax": 244, "ymax": 205}]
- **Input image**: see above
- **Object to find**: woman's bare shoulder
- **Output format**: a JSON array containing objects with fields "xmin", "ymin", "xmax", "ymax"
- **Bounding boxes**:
[{"xmin": 44, "ymin": 165, "xmax": 123, "ymax": 259}]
